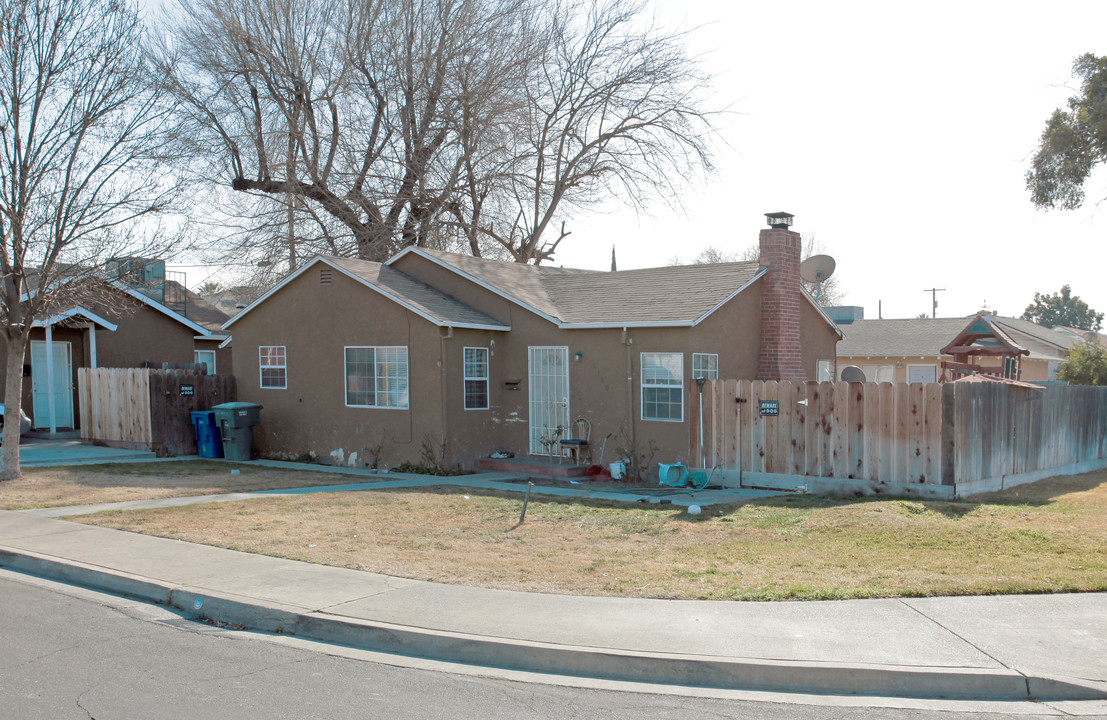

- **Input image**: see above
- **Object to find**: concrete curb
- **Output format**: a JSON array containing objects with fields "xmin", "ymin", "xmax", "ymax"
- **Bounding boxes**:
[{"xmin": 3, "ymin": 544, "xmax": 1106, "ymax": 702}]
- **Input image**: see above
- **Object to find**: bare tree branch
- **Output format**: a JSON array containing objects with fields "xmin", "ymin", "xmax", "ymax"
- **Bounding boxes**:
[{"xmin": 0, "ymin": 0, "xmax": 185, "ymax": 479}]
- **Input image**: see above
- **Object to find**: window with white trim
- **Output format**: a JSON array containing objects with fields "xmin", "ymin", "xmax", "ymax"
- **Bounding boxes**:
[
  {"xmin": 858, "ymin": 363, "xmax": 895, "ymax": 383},
  {"xmin": 259, "ymin": 346, "xmax": 286, "ymax": 388},
  {"xmin": 641, "ymin": 352, "xmax": 683, "ymax": 421},
  {"xmin": 692, "ymin": 353, "xmax": 718, "ymax": 380},
  {"xmin": 195, "ymin": 349, "xmax": 216, "ymax": 375},
  {"xmin": 463, "ymin": 347, "xmax": 489, "ymax": 410},
  {"xmin": 907, "ymin": 364, "xmax": 939, "ymax": 384},
  {"xmin": 816, "ymin": 359, "xmax": 833, "ymax": 382},
  {"xmin": 345, "ymin": 346, "xmax": 409, "ymax": 408}
]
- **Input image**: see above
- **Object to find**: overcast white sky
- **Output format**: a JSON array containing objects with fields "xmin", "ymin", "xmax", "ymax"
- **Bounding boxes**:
[
  {"xmin": 554, "ymin": 0, "xmax": 1107, "ymax": 320},
  {"xmin": 174, "ymin": 1, "xmax": 1107, "ymax": 322}
]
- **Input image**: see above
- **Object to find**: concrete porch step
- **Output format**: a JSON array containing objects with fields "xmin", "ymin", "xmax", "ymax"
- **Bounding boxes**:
[{"xmin": 473, "ymin": 456, "xmax": 591, "ymax": 478}]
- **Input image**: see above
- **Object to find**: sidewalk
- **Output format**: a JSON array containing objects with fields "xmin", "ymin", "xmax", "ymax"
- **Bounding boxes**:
[{"xmin": 1, "ymin": 508, "xmax": 1105, "ymax": 711}]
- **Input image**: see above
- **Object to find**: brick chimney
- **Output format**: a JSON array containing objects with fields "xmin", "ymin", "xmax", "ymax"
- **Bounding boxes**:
[{"xmin": 757, "ymin": 212, "xmax": 807, "ymax": 381}]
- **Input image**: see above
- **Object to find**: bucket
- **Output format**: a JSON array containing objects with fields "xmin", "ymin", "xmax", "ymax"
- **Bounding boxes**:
[{"xmin": 609, "ymin": 461, "xmax": 626, "ymax": 480}]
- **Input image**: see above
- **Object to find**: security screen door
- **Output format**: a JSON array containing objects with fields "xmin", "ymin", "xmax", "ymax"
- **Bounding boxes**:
[
  {"xmin": 528, "ymin": 347, "xmax": 569, "ymax": 455},
  {"xmin": 30, "ymin": 340, "xmax": 74, "ymax": 429}
]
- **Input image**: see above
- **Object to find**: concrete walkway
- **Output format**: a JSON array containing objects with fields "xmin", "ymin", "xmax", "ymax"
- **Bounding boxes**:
[
  {"xmin": 1, "ymin": 505, "xmax": 1106, "ymax": 712},
  {"xmin": 15, "ymin": 435, "xmax": 157, "ymax": 466},
  {"xmin": 22, "ymin": 468, "xmax": 785, "ymax": 519}
]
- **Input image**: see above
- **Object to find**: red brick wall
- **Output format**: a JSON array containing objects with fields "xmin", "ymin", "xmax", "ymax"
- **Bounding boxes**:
[{"xmin": 757, "ymin": 227, "xmax": 807, "ymax": 381}]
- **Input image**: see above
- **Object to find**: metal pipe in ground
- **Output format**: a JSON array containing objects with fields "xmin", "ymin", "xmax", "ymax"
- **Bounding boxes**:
[{"xmin": 519, "ymin": 481, "xmax": 534, "ymax": 524}]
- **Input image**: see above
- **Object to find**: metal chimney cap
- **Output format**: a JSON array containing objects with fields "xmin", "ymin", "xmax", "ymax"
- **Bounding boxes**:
[{"xmin": 765, "ymin": 211, "xmax": 794, "ymax": 229}]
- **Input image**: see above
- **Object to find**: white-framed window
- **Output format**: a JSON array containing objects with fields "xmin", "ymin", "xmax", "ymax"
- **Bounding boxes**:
[
  {"xmin": 195, "ymin": 349, "xmax": 216, "ymax": 375},
  {"xmin": 463, "ymin": 347, "xmax": 489, "ymax": 410},
  {"xmin": 692, "ymin": 353, "xmax": 718, "ymax": 380},
  {"xmin": 345, "ymin": 346, "xmax": 409, "ymax": 409},
  {"xmin": 816, "ymin": 359, "xmax": 834, "ymax": 382},
  {"xmin": 907, "ymin": 364, "xmax": 938, "ymax": 384},
  {"xmin": 857, "ymin": 363, "xmax": 895, "ymax": 383},
  {"xmin": 641, "ymin": 352, "xmax": 683, "ymax": 422},
  {"xmin": 259, "ymin": 346, "xmax": 286, "ymax": 389}
]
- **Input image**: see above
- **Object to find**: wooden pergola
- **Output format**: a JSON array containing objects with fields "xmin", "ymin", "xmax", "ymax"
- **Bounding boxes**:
[{"xmin": 939, "ymin": 313, "xmax": 1029, "ymax": 382}]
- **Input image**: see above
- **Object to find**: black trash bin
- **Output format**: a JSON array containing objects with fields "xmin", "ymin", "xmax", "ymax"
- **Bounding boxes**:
[{"xmin": 212, "ymin": 402, "xmax": 263, "ymax": 461}]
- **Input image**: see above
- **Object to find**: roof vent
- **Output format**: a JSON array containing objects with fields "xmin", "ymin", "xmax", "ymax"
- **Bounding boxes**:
[{"xmin": 320, "ymin": 268, "xmax": 332, "ymax": 285}]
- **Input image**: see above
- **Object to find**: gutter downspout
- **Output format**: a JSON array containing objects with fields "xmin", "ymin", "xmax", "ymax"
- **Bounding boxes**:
[
  {"xmin": 623, "ymin": 327, "xmax": 633, "ymax": 450},
  {"xmin": 439, "ymin": 326, "xmax": 453, "ymax": 457}
]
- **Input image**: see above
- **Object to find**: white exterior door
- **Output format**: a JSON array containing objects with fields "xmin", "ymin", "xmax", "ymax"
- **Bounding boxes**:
[
  {"xmin": 528, "ymin": 347, "xmax": 569, "ymax": 455},
  {"xmin": 31, "ymin": 341, "xmax": 74, "ymax": 429}
]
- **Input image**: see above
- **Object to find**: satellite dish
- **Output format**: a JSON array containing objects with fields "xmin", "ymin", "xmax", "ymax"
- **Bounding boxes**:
[
  {"xmin": 800, "ymin": 255, "xmax": 836, "ymax": 284},
  {"xmin": 840, "ymin": 365, "xmax": 866, "ymax": 383}
]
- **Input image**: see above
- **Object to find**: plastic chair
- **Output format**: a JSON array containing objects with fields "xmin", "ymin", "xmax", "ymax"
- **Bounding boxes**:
[{"xmin": 558, "ymin": 417, "xmax": 592, "ymax": 465}]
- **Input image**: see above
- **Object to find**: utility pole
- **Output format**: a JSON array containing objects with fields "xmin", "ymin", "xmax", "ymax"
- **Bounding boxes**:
[{"xmin": 923, "ymin": 288, "xmax": 946, "ymax": 318}]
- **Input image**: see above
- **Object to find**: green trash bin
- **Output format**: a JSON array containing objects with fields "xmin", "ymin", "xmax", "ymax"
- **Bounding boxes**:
[{"xmin": 213, "ymin": 402, "xmax": 263, "ymax": 461}]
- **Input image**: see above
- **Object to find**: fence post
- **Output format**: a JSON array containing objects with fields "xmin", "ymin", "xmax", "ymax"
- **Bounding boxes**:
[{"xmin": 941, "ymin": 382, "xmax": 956, "ymax": 486}]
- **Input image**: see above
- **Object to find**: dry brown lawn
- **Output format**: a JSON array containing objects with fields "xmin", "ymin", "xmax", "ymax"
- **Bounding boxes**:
[
  {"xmin": 73, "ymin": 468, "xmax": 1107, "ymax": 601},
  {"xmin": 0, "ymin": 461, "xmax": 371, "ymax": 510}
]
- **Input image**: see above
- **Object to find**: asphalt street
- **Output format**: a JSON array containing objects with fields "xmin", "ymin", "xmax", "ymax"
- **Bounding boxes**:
[{"xmin": 0, "ymin": 571, "xmax": 1077, "ymax": 720}]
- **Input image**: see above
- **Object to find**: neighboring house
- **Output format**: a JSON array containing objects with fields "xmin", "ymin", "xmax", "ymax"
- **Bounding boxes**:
[
  {"xmin": 224, "ymin": 216, "xmax": 842, "ymax": 469},
  {"xmin": 0, "ymin": 273, "xmax": 232, "ymax": 432},
  {"xmin": 201, "ymin": 285, "xmax": 264, "ymax": 318},
  {"xmin": 835, "ymin": 314, "xmax": 1078, "ymax": 384},
  {"xmin": 1053, "ymin": 325, "xmax": 1107, "ymax": 349}
]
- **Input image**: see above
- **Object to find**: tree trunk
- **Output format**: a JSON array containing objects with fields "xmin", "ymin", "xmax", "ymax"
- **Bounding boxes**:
[{"xmin": 0, "ymin": 333, "xmax": 28, "ymax": 481}]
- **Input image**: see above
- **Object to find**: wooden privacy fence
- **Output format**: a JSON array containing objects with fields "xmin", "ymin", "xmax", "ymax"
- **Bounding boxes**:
[
  {"xmin": 690, "ymin": 380, "xmax": 1107, "ymax": 495},
  {"xmin": 79, "ymin": 368, "xmax": 236, "ymax": 457}
]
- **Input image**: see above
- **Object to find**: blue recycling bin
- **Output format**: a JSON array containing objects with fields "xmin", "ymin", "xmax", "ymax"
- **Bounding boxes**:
[{"xmin": 190, "ymin": 411, "xmax": 224, "ymax": 459}]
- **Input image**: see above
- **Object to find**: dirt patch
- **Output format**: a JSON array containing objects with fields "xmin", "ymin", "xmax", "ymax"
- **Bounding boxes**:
[
  {"xmin": 73, "ymin": 469, "xmax": 1107, "ymax": 601},
  {"xmin": 0, "ymin": 461, "xmax": 373, "ymax": 509}
]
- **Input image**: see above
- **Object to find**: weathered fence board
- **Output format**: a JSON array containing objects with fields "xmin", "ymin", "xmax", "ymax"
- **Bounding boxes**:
[
  {"xmin": 78, "ymin": 368, "xmax": 153, "ymax": 446},
  {"xmin": 693, "ymin": 380, "xmax": 1107, "ymax": 495},
  {"xmin": 79, "ymin": 369, "xmax": 236, "ymax": 456}
]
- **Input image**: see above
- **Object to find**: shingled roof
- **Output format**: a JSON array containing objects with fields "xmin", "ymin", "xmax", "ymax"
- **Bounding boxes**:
[
  {"xmin": 224, "ymin": 255, "xmax": 509, "ymax": 331},
  {"xmin": 838, "ymin": 316, "xmax": 1076, "ymax": 360},
  {"xmin": 393, "ymin": 248, "xmax": 768, "ymax": 327},
  {"xmin": 161, "ymin": 280, "xmax": 231, "ymax": 333}
]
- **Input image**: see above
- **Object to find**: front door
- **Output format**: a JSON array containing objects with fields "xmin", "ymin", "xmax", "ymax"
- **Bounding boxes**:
[
  {"xmin": 31, "ymin": 340, "xmax": 74, "ymax": 429},
  {"xmin": 528, "ymin": 346, "xmax": 569, "ymax": 455}
]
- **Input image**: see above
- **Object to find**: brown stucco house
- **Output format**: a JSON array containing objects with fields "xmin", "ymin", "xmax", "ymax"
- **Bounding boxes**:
[
  {"xmin": 0, "ymin": 275, "xmax": 232, "ymax": 433},
  {"xmin": 223, "ymin": 217, "xmax": 841, "ymax": 470}
]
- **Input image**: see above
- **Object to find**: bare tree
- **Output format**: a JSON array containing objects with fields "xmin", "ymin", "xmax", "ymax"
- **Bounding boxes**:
[
  {"xmin": 158, "ymin": 0, "xmax": 533, "ymax": 267},
  {"xmin": 468, "ymin": 0, "xmax": 717, "ymax": 264},
  {"xmin": 159, "ymin": 0, "xmax": 717, "ymax": 270},
  {"xmin": 0, "ymin": 0, "xmax": 182, "ymax": 479}
]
